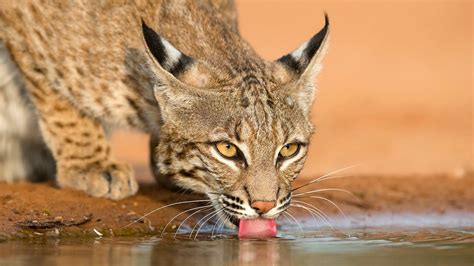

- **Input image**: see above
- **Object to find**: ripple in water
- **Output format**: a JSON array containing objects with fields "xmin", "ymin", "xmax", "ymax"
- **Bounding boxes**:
[{"xmin": 1, "ymin": 227, "xmax": 473, "ymax": 266}]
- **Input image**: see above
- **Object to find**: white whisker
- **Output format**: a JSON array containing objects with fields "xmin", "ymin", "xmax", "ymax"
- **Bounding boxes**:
[
  {"xmin": 292, "ymin": 164, "xmax": 361, "ymax": 191},
  {"xmin": 121, "ymin": 199, "xmax": 211, "ymax": 229},
  {"xmin": 295, "ymin": 196, "xmax": 347, "ymax": 220},
  {"xmin": 290, "ymin": 203, "xmax": 326, "ymax": 228},
  {"xmin": 292, "ymin": 200, "xmax": 334, "ymax": 230},
  {"xmin": 217, "ymin": 215, "xmax": 230, "ymax": 236},
  {"xmin": 189, "ymin": 208, "xmax": 223, "ymax": 239},
  {"xmin": 288, "ymin": 203, "xmax": 321, "ymax": 227},
  {"xmin": 174, "ymin": 206, "xmax": 214, "ymax": 238},
  {"xmin": 290, "ymin": 203, "xmax": 333, "ymax": 230},
  {"xmin": 316, "ymin": 174, "xmax": 353, "ymax": 183},
  {"xmin": 160, "ymin": 205, "xmax": 213, "ymax": 238},
  {"xmin": 194, "ymin": 209, "xmax": 224, "ymax": 240},
  {"xmin": 283, "ymin": 210, "xmax": 305, "ymax": 236},
  {"xmin": 293, "ymin": 188, "xmax": 355, "ymax": 197},
  {"xmin": 211, "ymin": 212, "xmax": 226, "ymax": 238},
  {"xmin": 292, "ymin": 200, "xmax": 331, "ymax": 220}
]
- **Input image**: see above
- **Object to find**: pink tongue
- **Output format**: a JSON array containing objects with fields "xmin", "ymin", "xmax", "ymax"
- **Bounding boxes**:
[{"xmin": 238, "ymin": 219, "xmax": 277, "ymax": 239}]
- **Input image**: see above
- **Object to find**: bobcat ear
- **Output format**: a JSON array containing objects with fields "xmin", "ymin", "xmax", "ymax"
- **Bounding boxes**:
[
  {"xmin": 142, "ymin": 19, "xmax": 216, "ymax": 89},
  {"xmin": 277, "ymin": 14, "xmax": 329, "ymax": 80},
  {"xmin": 142, "ymin": 19, "xmax": 194, "ymax": 79},
  {"xmin": 276, "ymin": 14, "xmax": 329, "ymax": 115},
  {"xmin": 142, "ymin": 20, "xmax": 218, "ymax": 122}
]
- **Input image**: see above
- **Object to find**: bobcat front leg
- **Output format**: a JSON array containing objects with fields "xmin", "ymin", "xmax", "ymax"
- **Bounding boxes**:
[{"xmin": 27, "ymin": 79, "xmax": 138, "ymax": 200}]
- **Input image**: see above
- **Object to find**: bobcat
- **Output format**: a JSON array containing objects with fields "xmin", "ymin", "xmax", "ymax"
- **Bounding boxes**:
[{"xmin": 0, "ymin": 0, "xmax": 329, "ymax": 221}]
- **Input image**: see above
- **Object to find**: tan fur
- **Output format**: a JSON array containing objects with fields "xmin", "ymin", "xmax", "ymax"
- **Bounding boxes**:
[{"xmin": 0, "ymin": 0, "xmax": 328, "ymax": 220}]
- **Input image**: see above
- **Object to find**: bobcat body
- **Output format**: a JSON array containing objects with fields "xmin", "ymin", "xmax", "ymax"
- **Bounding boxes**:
[{"xmin": 0, "ymin": 0, "xmax": 328, "ymax": 221}]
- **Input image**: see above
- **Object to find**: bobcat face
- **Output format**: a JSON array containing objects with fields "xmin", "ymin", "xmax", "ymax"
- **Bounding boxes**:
[
  {"xmin": 142, "ymin": 15, "xmax": 329, "ymax": 222},
  {"xmin": 156, "ymin": 80, "xmax": 314, "ymax": 221}
]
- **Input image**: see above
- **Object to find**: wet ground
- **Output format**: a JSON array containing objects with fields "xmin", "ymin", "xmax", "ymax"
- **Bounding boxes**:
[
  {"xmin": 1, "ymin": 174, "xmax": 474, "ymax": 265},
  {"xmin": 1, "ymin": 227, "xmax": 473, "ymax": 266}
]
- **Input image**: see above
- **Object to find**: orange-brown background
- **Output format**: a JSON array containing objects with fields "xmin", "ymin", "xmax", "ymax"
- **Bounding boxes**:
[{"xmin": 112, "ymin": 0, "xmax": 472, "ymax": 179}]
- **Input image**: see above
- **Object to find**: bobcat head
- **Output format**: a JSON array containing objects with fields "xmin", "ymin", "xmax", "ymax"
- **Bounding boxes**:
[{"xmin": 142, "ymin": 15, "xmax": 329, "ymax": 223}]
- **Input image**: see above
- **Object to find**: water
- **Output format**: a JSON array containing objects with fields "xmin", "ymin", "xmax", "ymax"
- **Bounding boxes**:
[{"xmin": 1, "ymin": 228, "xmax": 473, "ymax": 266}]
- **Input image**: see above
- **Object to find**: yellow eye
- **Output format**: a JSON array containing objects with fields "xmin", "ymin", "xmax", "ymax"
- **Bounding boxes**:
[
  {"xmin": 216, "ymin": 142, "xmax": 238, "ymax": 158},
  {"xmin": 279, "ymin": 143, "xmax": 300, "ymax": 158}
]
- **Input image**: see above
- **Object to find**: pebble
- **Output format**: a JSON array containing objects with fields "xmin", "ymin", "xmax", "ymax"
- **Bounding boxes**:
[{"xmin": 93, "ymin": 229, "xmax": 103, "ymax": 237}]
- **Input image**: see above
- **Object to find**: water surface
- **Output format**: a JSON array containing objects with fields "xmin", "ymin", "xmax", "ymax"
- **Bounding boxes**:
[{"xmin": 1, "ymin": 228, "xmax": 473, "ymax": 266}]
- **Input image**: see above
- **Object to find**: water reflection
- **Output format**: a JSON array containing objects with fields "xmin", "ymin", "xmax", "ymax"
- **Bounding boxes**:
[
  {"xmin": 238, "ymin": 240, "xmax": 283, "ymax": 265},
  {"xmin": 147, "ymin": 237, "xmax": 290, "ymax": 265},
  {"xmin": 1, "ymin": 229, "xmax": 474, "ymax": 266}
]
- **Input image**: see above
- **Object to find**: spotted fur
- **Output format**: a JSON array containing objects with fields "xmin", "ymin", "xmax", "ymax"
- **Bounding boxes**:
[{"xmin": 0, "ymin": 0, "xmax": 329, "ymax": 222}]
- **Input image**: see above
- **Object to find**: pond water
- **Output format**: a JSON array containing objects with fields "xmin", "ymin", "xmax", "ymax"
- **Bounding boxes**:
[{"xmin": 1, "ymin": 227, "xmax": 473, "ymax": 266}]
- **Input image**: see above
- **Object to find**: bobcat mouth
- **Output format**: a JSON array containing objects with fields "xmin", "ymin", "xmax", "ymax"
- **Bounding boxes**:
[
  {"xmin": 238, "ymin": 218, "xmax": 277, "ymax": 238},
  {"xmin": 222, "ymin": 208, "xmax": 245, "ymax": 226},
  {"xmin": 224, "ymin": 212, "xmax": 278, "ymax": 238},
  {"xmin": 217, "ymin": 191, "xmax": 293, "ymax": 227},
  {"xmin": 229, "ymin": 215, "xmax": 240, "ymax": 227}
]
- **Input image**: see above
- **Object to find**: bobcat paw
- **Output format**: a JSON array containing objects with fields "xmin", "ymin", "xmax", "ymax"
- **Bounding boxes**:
[{"xmin": 58, "ymin": 162, "xmax": 138, "ymax": 200}]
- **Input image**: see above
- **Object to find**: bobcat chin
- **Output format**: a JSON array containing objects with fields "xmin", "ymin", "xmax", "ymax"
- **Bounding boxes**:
[{"xmin": 0, "ymin": 1, "xmax": 329, "ymax": 222}]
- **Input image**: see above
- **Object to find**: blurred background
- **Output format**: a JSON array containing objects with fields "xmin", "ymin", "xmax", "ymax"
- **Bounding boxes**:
[{"xmin": 112, "ymin": 0, "xmax": 472, "ymax": 180}]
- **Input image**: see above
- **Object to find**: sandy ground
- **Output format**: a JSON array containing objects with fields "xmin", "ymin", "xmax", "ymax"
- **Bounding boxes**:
[{"xmin": 1, "ymin": 170, "xmax": 473, "ymax": 240}]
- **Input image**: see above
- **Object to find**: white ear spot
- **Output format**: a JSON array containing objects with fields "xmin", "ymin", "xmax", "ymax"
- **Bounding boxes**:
[
  {"xmin": 161, "ymin": 38, "xmax": 182, "ymax": 68},
  {"xmin": 291, "ymin": 40, "xmax": 309, "ymax": 60}
]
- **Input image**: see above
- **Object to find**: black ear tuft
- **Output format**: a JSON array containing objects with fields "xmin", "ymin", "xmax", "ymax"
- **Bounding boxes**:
[
  {"xmin": 141, "ymin": 19, "xmax": 193, "ymax": 77},
  {"xmin": 277, "ymin": 13, "xmax": 329, "ymax": 75},
  {"xmin": 142, "ymin": 19, "xmax": 167, "ymax": 68}
]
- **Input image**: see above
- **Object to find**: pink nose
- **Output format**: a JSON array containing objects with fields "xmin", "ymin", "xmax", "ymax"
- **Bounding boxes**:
[{"xmin": 251, "ymin": 201, "xmax": 276, "ymax": 214}]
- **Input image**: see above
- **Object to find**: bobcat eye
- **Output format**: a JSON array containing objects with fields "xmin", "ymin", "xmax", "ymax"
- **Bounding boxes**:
[
  {"xmin": 279, "ymin": 143, "xmax": 300, "ymax": 158},
  {"xmin": 215, "ymin": 142, "xmax": 238, "ymax": 158}
]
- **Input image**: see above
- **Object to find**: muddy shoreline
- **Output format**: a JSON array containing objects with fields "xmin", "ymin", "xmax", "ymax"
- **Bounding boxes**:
[{"xmin": 1, "ymin": 174, "xmax": 473, "ymax": 240}]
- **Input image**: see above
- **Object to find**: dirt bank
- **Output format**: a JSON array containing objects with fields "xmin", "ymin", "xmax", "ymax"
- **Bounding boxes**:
[{"xmin": 1, "ymin": 173, "xmax": 473, "ymax": 240}]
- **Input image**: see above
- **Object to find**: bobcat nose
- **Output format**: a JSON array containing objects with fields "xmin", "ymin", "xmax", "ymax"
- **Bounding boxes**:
[{"xmin": 251, "ymin": 201, "xmax": 276, "ymax": 214}]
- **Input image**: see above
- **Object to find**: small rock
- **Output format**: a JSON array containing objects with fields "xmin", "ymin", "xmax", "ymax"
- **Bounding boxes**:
[{"xmin": 93, "ymin": 229, "xmax": 103, "ymax": 237}]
